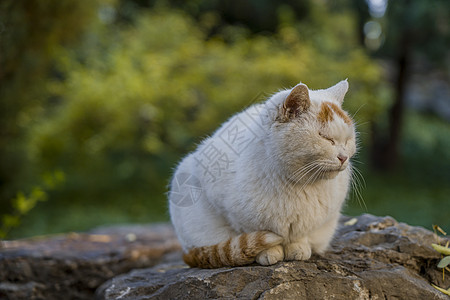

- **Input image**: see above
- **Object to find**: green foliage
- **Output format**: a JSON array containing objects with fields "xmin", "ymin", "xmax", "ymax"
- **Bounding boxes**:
[
  {"xmin": 431, "ymin": 226, "xmax": 450, "ymax": 296},
  {"xmin": 2, "ymin": 1, "xmax": 448, "ymax": 240},
  {"xmin": 0, "ymin": 170, "xmax": 65, "ymax": 238},
  {"xmin": 10, "ymin": 2, "xmax": 449, "ymax": 239},
  {"xmin": 431, "ymin": 285, "xmax": 450, "ymax": 296},
  {"xmin": 380, "ymin": 0, "xmax": 450, "ymax": 63},
  {"xmin": 14, "ymin": 6, "xmax": 388, "ymax": 236},
  {"xmin": 437, "ymin": 256, "xmax": 450, "ymax": 269},
  {"xmin": 0, "ymin": 0, "xmax": 105, "ymax": 217},
  {"xmin": 30, "ymin": 7, "xmax": 386, "ymax": 168}
]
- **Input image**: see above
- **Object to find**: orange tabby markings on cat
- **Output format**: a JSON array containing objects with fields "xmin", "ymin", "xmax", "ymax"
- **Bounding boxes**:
[
  {"xmin": 318, "ymin": 101, "xmax": 352, "ymax": 125},
  {"xmin": 318, "ymin": 102, "xmax": 335, "ymax": 124},
  {"xmin": 183, "ymin": 231, "xmax": 283, "ymax": 268},
  {"xmin": 169, "ymin": 80, "xmax": 356, "ymax": 268}
]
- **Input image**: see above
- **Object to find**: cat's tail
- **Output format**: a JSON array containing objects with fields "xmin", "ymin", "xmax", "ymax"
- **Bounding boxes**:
[{"xmin": 182, "ymin": 231, "xmax": 283, "ymax": 268}]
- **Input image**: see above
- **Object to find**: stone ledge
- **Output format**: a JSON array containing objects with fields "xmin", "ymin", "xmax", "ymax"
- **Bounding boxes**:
[
  {"xmin": 96, "ymin": 215, "xmax": 450, "ymax": 300},
  {"xmin": 1, "ymin": 215, "xmax": 448, "ymax": 300},
  {"xmin": 0, "ymin": 223, "xmax": 181, "ymax": 300}
]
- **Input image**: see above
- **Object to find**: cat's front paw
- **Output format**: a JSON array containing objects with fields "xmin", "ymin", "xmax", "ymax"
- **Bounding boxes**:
[
  {"xmin": 284, "ymin": 242, "xmax": 312, "ymax": 261},
  {"xmin": 256, "ymin": 245, "xmax": 284, "ymax": 265}
]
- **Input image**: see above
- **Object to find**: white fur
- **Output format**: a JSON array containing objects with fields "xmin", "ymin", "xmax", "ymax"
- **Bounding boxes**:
[{"xmin": 169, "ymin": 80, "xmax": 356, "ymax": 263}]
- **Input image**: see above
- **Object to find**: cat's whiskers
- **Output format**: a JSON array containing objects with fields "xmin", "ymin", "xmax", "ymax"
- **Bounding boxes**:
[
  {"xmin": 348, "ymin": 164, "xmax": 367, "ymax": 211},
  {"xmin": 350, "ymin": 103, "xmax": 366, "ymax": 120},
  {"xmin": 289, "ymin": 170, "xmax": 317, "ymax": 196},
  {"xmin": 282, "ymin": 161, "xmax": 319, "ymax": 186},
  {"xmin": 282, "ymin": 160, "xmax": 324, "ymax": 191},
  {"xmin": 352, "ymin": 165, "xmax": 366, "ymax": 188},
  {"xmin": 350, "ymin": 158, "xmax": 364, "ymax": 165},
  {"xmin": 295, "ymin": 165, "xmax": 327, "ymax": 196},
  {"xmin": 297, "ymin": 159, "xmax": 335, "ymax": 179},
  {"xmin": 281, "ymin": 164, "xmax": 318, "ymax": 195},
  {"xmin": 289, "ymin": 161, "xmax": 320, "ymax": 180},
  {"xmin": 294, "ymin": 165, "xmax": 321, "ymax": 188},
  {"xmin": 286, "ymin": 160, "xmax": 330, "ymax": 195}
]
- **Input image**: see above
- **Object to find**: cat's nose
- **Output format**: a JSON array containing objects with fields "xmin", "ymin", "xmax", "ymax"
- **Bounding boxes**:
[{"xmin": 337, "ymin": 154, "xmax": 348, "ymax": 164}]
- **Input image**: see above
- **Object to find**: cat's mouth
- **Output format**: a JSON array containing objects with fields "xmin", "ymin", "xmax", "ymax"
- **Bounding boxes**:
[
  {"xmin": 324, "ymin": 163, "xmax": 347, "ymax": 172},
  {"xmin": 287, "ymin": 163, "xmax": 347, "ymax": 183},
  {"xmin": 321, "ymin": 164, "xmax": 347, "ymax": 179}
]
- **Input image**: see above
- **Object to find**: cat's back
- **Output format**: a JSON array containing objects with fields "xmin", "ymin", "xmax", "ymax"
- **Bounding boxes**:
[{"xmin": 174, "ymin": 102, "xmax": 270, "ymax": 183}]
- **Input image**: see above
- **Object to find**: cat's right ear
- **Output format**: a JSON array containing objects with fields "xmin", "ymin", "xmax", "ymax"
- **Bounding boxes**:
[{"xmin": 282, "ymin": 84, "xmax": 311, "ymax": 119}]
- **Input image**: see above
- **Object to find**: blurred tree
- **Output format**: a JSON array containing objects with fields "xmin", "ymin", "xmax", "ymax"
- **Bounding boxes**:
[
  {"xmin": 117, "ymin": 0, "xmax": 312, "ymax": 34},
  {"xmin": 361, "ymin": 0, "xmax": 450, "ymax": 170},
  {"xmin": 2, "ymin": 1, "xmax": 391, "ymax": 237},
  {"xmin": 0, "ymin": 1, "xmax": 101, "ymax": 212},
  {"xmin": 15, "ymin": 5, "xmax": 387, "ymax": 235}
]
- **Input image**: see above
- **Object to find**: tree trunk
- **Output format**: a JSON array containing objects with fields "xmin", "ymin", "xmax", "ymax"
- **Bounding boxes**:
[{"xmin": 371, "ymin": 36, "xmax": 410, "ymax": 170}]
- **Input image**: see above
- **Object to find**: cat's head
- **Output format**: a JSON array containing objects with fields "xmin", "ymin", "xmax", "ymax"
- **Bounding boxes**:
[{"xmin": 268, "ymin": 80, "xmax": 357, "ymax": 182}]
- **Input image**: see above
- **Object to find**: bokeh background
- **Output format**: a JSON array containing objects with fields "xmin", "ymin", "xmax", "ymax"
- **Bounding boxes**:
[{"xmin": 1, "ymin": 0, "xmax": 449, "ymax": 239}]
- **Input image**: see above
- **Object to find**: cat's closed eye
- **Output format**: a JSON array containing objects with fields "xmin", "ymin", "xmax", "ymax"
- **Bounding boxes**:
[{"xmin": 319, "ymin": 133, "xmax": 335, "ymax": 145}]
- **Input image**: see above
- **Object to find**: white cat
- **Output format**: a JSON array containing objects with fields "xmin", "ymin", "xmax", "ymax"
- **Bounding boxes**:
[{"xmin": 169, "ymin": 80, "xmax": 357, "ymax": 268}]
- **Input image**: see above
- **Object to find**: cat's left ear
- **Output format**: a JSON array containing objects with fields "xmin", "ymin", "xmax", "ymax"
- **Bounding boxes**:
[
  {"xmin": 282, "ymin": 84, "xmax": 311, "ymax": 119},
  {"xmin": 326, "ymin": 79, "xmax": 349, "ymax": 105}
]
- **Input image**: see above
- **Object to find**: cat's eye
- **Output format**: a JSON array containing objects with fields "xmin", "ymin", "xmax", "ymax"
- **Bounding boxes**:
[{"xmin": 319, "ymin": 133, "xmax": 335, "ymax": 145}]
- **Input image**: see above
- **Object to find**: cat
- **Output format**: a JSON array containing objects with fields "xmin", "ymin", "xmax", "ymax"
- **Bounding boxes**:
[{"xmin": 169, "ymin": 80, "xmax": 357, "ymax": 268}]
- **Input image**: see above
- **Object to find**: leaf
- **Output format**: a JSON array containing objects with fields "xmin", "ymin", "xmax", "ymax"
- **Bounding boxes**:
[
  {"xmin": 13, "ymin": 192, "xmax": 33, "ymax": 214},
  {"xmin": 31, "ymin": 186, "xmax": 47, "ymax": 202},
  {"xmin": 431, "ymin": 284, "xmax": 450, "ymax": 296},
  {"xmin": 344, "ymin": 218, "xmax": 358, "ymax": 226},
  {"xmin": 432, "ymin": 244, "xmax": 450, "ymax": 255},
  {"xmin": 437, "ymin": 256, "xmax": 450, "ymax": 269}
]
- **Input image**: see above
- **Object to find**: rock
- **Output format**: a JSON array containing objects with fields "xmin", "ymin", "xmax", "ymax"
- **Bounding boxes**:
[
  {"xmin": 0, "ymin": 223, "xmax": 181, "ymax": 300},
  {"xmin": 97, "ymin": 214, "xmax": 450, "ymax": 300}
]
